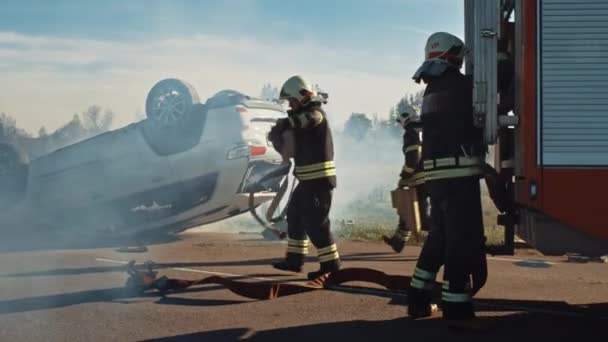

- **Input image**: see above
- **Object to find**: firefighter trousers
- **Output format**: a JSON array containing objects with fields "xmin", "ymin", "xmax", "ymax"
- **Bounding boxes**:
[
  {"xmin": 284, "ymin": 183, "xmax": 340, "ymax": 270},
  {"xmin": 409, "ymin": 176, "xmax": 486, "ymax": 319}
]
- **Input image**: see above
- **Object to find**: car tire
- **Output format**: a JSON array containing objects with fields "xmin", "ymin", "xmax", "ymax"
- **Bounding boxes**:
[
  {"xmin": 145, "ymin": 78, "xmax": 200, "ymax": 127},
  {"xmin": 0, "ymin": 143, "xmax": 28, "ymax": 206},
  {"xmin": 142, "ymin": 79, "xmax": 207, "ymax": 156}
]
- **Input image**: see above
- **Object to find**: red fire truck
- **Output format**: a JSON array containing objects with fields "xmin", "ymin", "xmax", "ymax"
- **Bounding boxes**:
[{"xmin": 466, "ymin": 0, "xmax": 608, "ymax": 256}]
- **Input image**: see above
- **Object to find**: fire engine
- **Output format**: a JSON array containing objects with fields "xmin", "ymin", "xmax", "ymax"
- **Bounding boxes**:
[{"xmin": 466, "ymin": 0, "xmax": 608, "ymax": 256}]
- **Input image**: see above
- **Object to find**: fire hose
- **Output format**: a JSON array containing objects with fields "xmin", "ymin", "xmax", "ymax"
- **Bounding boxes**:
[
  {"xmin": 246, "ymin": 162, "xmax": 295, "ymax": 240},
  {"xmin": 123, "ymin": 261, "xmax": 608, "ymax": 321},
  {"xmin": 124, "ymin": 260, "xmax": 430, "ymax": 300}
]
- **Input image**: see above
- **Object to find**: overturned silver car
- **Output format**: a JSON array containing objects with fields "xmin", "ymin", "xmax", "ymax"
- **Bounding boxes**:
[{"xmin": 0, "ymin": 79, "xmax": 287, "ymax": 237}]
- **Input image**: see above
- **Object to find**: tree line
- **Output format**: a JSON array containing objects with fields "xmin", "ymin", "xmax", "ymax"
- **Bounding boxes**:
[
  {"xmin": 342, "ymin": 90, "xmax": 424, "ymax": 141},
  {"xmin": 0, "ymin": 105, "xmax": 114, "ymax": 159},
  {"xmin": 259, "ymin": 83, "xmax": 424, "ymax": 142},
  {"xmin": 0, "ymin": 84, "xmax": 422, "ymax": 159}
]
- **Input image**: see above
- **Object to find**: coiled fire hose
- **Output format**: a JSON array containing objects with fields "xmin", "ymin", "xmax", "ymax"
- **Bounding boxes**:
[{"xmin": 247, "ymin": 163, "xmax": 295, "ymax": 240}]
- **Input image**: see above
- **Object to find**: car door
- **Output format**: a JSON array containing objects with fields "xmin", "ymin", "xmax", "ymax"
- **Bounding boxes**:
[
  {"xmin": 93, "ymin": 123, "xmax": 175, "ymax": 227},
  {"xmin": 28, "ymin": 136, "xmax": 106, "ymax": 213},
  {"xmin": 166, "ymin": 104, "xmax": 250, "ymax": 219}
]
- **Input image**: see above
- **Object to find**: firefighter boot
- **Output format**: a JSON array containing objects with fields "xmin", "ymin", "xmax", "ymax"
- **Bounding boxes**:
[
  {"xmin": 384, "ymin": 219, "xmax": 411, "ymax": 253},
  {"xmin": 407, "ymin": 287, "xmax": 438, "ymax": 319},
  {"xmin": 307, "ymin": 259, "xmax": 341, "ymax": 280},
  {"xmin": 442, "ymin": 301, "xmax": 488, "ymax": 332},
  {"xmin": 272, "ymin": 253, "xmax": 303, "ymax": 273},
  {"xmin": 382, "ymin": 234, "xmax": 408, "ymax": 253}
]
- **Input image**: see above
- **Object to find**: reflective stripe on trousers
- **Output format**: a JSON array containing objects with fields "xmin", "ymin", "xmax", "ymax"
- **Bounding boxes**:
[
  {"xmin": 410, "ymin": 267, "xmax": 436, "ymax": 291},
  {"xmin": 441, "ymin": 281, "xmax": 472, "ymax": 303},
  {"xmin": 317, "ymin": 243, "xmax": 339, "ymax": 263},
  {"xmin": 295, "ymin": 161, "xmax": 336, "ymax": 181},
  {"xmin": 287, "ymin": 238, "xmax": 309, "ymax": 255}
]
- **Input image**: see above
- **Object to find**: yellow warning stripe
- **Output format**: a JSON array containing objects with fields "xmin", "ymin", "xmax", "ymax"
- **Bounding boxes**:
[{"xmin": 295, "ymin": 161, "xmax": 336, "ymax": 173}]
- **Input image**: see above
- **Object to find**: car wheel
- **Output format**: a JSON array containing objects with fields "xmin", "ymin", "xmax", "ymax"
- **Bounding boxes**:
[
  {"xmin": 141, "ymin": 79, "xmax": 206, "ymax": 156},
  {"xmin": 145, "ymin": 78, "xmax": 200, "ymax": 128}
]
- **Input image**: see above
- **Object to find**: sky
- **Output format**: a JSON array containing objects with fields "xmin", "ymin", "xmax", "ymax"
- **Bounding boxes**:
[{"xmin": 0, "ymin": 0, "xmax": 464, "ymax": 134}]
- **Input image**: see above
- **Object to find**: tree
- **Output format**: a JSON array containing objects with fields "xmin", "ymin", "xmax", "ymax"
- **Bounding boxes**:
[
  {"xmin": 0, "ymin": 112, "xmax": 17, "ymax": 140},
  {"xmin": 100, "ymin": 109, "xmax": 114, "ymax": 132},
  {"xmin": 38, "ymin": 126, "xmax": 48, "ymax": 138},
  {"xmin": 388, "ymin": 106, "xmax": 398, "ymax": 123},
  {"xmin": 81, "ymin": 105, "xmax": 114, "ymax": 134},
  {"xmin": 370, "ymin": 106, "xmax": 401, "ymax": 139},
  {"xmin": 0, "ymin": 112, "xmax": 31, "ymax": 140},
  {"xmin": 371, "ymin": 113, "xmax": 380, "ymax": 127},
  {"xmin": 260, "ymin": 83, "xmax": 279, "ymax": 101},
  {"xmin": 396, "ymin": 97, "xmax": 410, "ymax": 116},
  {"xmin": 54, "ymin": 114, "xmax": 85, "ymax": 141},
  {"xmin": 396, "ymin": 90, "xmax": 424, "ymax": 115},
  {"xmin": 344, "ymin": 113, "xmax": 373, "ymax": 141}
]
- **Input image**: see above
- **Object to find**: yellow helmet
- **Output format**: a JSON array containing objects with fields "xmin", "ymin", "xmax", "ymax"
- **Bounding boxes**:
[{"xmin": 279, "ymin": 75, "xmax": 315, "ymax": 103}]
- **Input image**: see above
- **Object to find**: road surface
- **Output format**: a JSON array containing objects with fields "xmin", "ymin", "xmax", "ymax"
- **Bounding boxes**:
[{"xmin": 0, "ymin": 231, "xmax": 606, "ymax": 341}]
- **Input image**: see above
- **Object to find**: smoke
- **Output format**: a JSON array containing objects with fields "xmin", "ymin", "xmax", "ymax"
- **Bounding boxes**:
[
  {"xmin": 200, "ymin": 122, "xmax": 406, "ymax": 235},
  {"xmin": 331, "ymin": 129, "xmax": 403, "ymax": 222},
  {"xmin": 204, "ymin": 120, "xmax": 497, "ymax": 237}
]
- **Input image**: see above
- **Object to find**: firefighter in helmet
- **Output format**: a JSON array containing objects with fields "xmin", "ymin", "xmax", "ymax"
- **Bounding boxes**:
[
  {"xmin": 267, "ymin": 75, "xmax": 341, "ymax": 280},
  {"xmin": 383, "ymin": 104, "xmax": 429, "ymax": 253},
  {"xmin": 407, "ymin": 32, "xmax": 487, "ymax": 329}
]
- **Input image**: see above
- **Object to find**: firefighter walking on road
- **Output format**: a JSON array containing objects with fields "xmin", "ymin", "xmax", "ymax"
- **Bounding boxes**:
[
  {"xmin": 406, "ymin": 32, "xmax": 487, "ymax": 329},
  {"xmin": 383, "ymin": 104, "xmax": 428, "ymax": 253},
  {"xmin": 267, "ymin": 75, "xmax": 341, "ymax": 280}
]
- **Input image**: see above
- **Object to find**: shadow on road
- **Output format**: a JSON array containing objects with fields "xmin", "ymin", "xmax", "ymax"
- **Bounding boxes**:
[
  {"xmin": 1, "ymin": 252, "xmax": 415, "ymax": 278},
  {"xmin": 0, "ymin": 284, "xmax": 246, "ymax": 315},
  {"xmin": 142, "ymin": 308, "xmax": 608, "ymax": 342},
  {"xmin": 2, "ymin": 263, "xmax": 606, "ymax": 324},
  {"xmin": 155, "ymin": 297, "xmax": 244, "ymax": 307}
]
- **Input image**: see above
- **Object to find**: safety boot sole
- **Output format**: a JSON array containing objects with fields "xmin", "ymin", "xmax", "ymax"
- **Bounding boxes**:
[
  {"xmin": 382, "ymin": 236, "xmax": 405, "ymax": 253},
  {"xmin": 272, "ymin": 261, "xmax": 302, "ymax": 273},
  {"xmin": 408, "ymin": 303, "xmax": 440, "ymax": 319}
]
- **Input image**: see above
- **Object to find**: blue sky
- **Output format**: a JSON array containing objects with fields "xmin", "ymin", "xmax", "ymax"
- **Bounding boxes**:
[{"xmin": 0, "ymin": 0, "xmax": 464, "ymax": 132}]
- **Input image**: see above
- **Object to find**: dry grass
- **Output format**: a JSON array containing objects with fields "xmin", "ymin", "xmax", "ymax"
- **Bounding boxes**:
[
  {"xmin": 481, "ymin": 185, "xmax": 505, "ymax": 245},
  {"xmin": 205, "ymin": 181, "xmax": 507, "ymax": 246},
  {"xmin": 336, "ymin": 221, "xmax": 394, "ymax": 242},
  {"xmin": 334, "ymin": 182, "xmax": 506, "ymax": 245}
]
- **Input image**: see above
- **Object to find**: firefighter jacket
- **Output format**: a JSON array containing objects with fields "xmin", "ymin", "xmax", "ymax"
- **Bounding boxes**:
[
  {"xmin": 399, "ymin": 126, "xmax": 424, "ymax": 187},
  {"xmin": 273, "ymin": 103, "xmax": 336, "ymax": 189},
  {"xmin": 420, "ymin": 69, "xmax": 485, "ymax": 181}
]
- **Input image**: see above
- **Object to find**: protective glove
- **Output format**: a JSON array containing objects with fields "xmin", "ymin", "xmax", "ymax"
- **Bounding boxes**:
[
  {"xmin": 268, "ymin": 121, "xmax": 289, "ymax": 153},
  {"xmin": 398, "ymin": 178, "xmax": 411, "ymax": 188}
]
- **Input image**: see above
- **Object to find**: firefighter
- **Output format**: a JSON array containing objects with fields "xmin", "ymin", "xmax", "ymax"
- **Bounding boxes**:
[
  {"xmin": 406, "ymin": 32, "xmax": 487, "ymax": 329},
  {"xmin": 267, "ymin": 75, "xmax": 341, "ymax": 280},
  {"xmin": 382, "ymin": 104, "xmax": 428, "ymax": 253}
]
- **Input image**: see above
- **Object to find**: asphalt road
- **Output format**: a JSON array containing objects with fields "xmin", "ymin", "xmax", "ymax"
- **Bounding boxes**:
[{"xmin": 0, "ymin": 231, "xmax": 606, "ymax": 342}]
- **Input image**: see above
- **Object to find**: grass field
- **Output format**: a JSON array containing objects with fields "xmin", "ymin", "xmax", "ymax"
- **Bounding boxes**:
[
  {"xmin": 333, "ymin": 182, "xmax": 504, "ymax": 245},
  {"xmin": 202, "ymin": 181, "xmax": 505, "ymax": 246}
]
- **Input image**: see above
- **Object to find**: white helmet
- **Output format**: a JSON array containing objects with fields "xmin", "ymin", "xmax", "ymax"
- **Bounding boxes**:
[
  {"xmin": 279, "ymin": 75, "xmax": 316, "ymax": 103},
  {"xmin": 396, "ymin": 103, "xmax": 419, "ymax": 126},
  {"xmin": 424, "ymin": 32, "xmax": 466, "ymax": 68}
]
